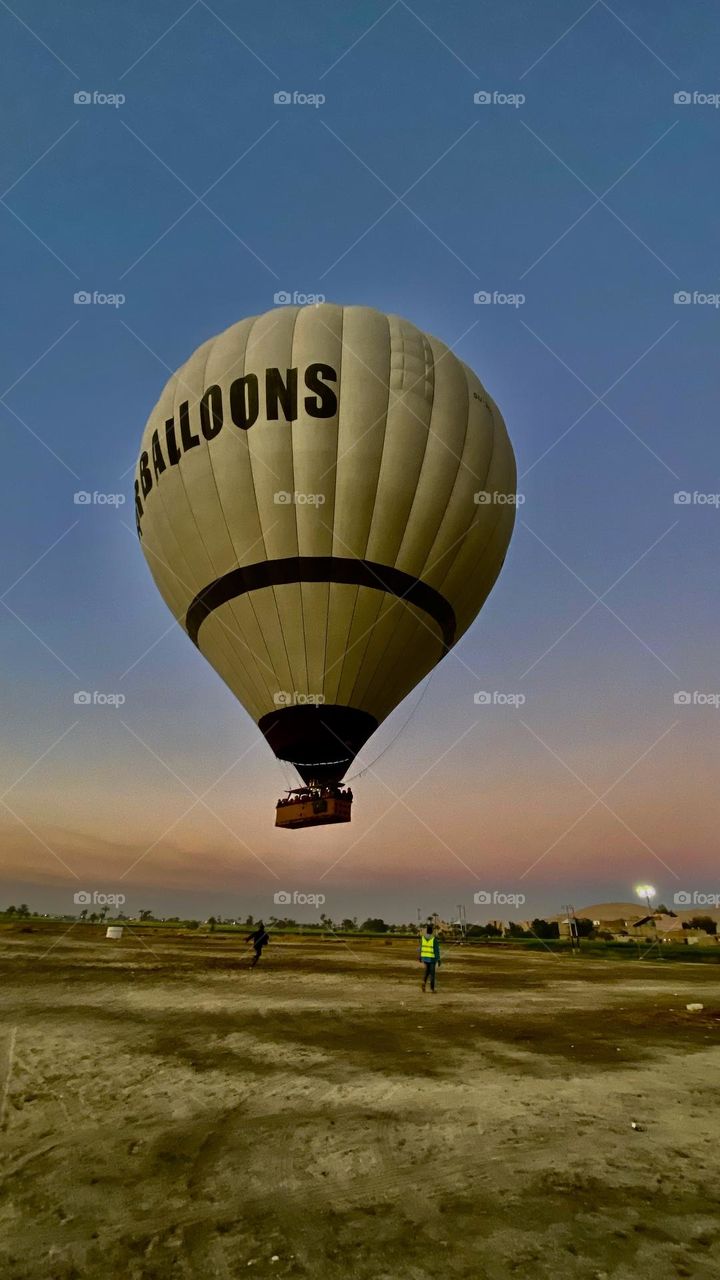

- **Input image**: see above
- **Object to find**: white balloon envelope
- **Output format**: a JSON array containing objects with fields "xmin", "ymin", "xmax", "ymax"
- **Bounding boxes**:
[{"xmin": 135, "ymin": 304, "xmax": 516, "ymax": 819}]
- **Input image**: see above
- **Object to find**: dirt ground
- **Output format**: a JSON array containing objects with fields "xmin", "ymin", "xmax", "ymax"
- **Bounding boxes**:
[{"xmin": 1, "ymin": 928, "xmax": 719, "ymax": 1280}]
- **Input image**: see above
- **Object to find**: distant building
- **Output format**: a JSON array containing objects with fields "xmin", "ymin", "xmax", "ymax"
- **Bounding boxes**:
[{"xmin": 631, "ymin": 914, "xmax": 715, "ymax": 944}]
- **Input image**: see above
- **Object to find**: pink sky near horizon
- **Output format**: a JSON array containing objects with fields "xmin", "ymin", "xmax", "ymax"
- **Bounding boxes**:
[{"xmin": 3, "ymin": 688, "xmax": 717, "ymax": 921}]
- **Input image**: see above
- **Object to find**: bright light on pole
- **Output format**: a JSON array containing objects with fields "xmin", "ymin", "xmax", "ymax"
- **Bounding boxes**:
[{"xmin": 635, "ymin": 884, "xmax": 656, "ymax": 912}]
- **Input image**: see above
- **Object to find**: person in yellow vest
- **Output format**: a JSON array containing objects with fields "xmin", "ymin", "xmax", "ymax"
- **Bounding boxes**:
[{"xmin": 419, "ymin": 923, "xmax": 441, "ymax": 992}]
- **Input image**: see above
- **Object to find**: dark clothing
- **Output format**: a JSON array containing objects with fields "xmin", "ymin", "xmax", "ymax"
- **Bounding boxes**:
[
  {"xmin": 422, "ymin": 960, "xmax": 437, "ymax": 991},
  {"xmin": 246, "ymin": 926, "xmax": 270, "ymax": 946},
  {"xmin": 247, "ymin": 925, "xmax": 269, "ymax": 967}
]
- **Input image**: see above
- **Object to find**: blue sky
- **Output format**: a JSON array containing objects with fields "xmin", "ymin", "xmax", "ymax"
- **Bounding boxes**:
[{"xmin": 1, "ymin": 0, "xmax": 718, "ymax": 922}]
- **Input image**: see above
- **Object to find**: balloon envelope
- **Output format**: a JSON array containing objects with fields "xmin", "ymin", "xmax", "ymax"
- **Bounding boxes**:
[{"xmin": 135, "ymin": 304, "xmax": 516, "ymax": 783}]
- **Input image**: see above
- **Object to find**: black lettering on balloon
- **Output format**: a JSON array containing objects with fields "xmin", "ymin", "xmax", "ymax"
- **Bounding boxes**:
[
  {"xmin": 139, "ymin": 363, "xmax": 340, "ymax": 501},
  {"xmin": 266, "ymin": 367, "xmax": 298, "ymax": 421},
  {"xmin": 134, "ymin": 479, "xmax": 143, "ymax": 537},
  {"xmin": 139, "ymin": 451, "xmax": 153, "ymax": 498},
  {"xmin": 179, "ymin": 400, "xmax": 199, "ymax": 451},
  {"xmin": 230, "ymin": 374, "xmax": 259, "ymax": 430},
  {"xmin": 165, "ymin": 417, "xmax": 181, "ymax": 465},
  {"xmin": 200, "ymin": 385, "xmax": 223, "ymax": 439},
  {"xmin": 304, "ymin": 363, "xmax": 338, "ymax": 418},
  {"xmin": 151, "ymin": 430, "xmax": 166, "ymax": 481}
]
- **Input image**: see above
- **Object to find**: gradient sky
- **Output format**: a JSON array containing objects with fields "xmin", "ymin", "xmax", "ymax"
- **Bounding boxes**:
[{"xmin": 1, "ymin": 0, "xmax": 718, "ymax": 923}]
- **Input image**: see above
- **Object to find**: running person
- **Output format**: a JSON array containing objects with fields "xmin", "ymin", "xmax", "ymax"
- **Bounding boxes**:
[
  {"xmin": 247, "ymin": 921, "xmax": 270, "ymax": 968},
  {"xmin": 419, "ymin": 923, "xmax": 441, "ymax": 992}
]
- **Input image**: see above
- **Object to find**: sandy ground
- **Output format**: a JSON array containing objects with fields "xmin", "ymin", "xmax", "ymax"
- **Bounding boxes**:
[{"xmin": 1, "ymin": 928, "xmax": 719, "ymax": 1280}]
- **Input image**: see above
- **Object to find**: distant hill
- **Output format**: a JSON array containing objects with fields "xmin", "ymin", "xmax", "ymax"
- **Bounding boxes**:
[
  {"xmin": 572, "ymin": 902, "xmax": 720, "ymax": 923},
  {"xmin": 574, "ymin": 902, "xmax": 653, "ymax": 920}
]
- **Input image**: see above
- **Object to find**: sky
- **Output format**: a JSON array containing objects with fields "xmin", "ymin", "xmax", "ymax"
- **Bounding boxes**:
[{"xmin": 0, "ymin": 0, "xmax": 718, "ymax": 924}]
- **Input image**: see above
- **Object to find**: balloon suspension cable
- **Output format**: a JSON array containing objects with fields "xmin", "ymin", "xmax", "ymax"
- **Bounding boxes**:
[
  {"xmin": 276, "ymin": 758, "xmax": 300, "ymax": 791},
  {"xmin": 344, "ymin": 672, "xmax": 434, "ymax": 783}
]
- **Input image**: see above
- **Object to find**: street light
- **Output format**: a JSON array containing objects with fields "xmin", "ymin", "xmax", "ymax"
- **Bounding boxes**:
[{"xmin": 635, "ymin": 884, "xmax": 656, "ymax": 914}]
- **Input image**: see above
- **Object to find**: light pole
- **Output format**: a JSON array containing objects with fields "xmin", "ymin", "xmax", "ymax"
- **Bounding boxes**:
[
  {"xmin": 635, "ymin": 884, "xmax": 656, "ymax": 916},
  {"xmin": 635, "ymin": 884, "xmax": 658, "ymax": 958}
]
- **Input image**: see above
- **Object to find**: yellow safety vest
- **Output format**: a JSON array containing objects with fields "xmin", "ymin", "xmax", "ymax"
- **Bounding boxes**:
[{"xmin": 420, "ymin": 933, "xmax": 435, "ymax": 959}]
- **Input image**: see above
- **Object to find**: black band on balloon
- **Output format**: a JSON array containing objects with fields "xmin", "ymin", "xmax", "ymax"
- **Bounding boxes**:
[{"xmin": 185, "ymin": 556, "xmax": 456, "ymax": 652}]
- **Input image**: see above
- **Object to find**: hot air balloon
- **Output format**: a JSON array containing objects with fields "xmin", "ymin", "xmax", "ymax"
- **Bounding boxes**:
[{"xmin": 135, "ymin": 304, "xmax": 516, "ymax": 828}]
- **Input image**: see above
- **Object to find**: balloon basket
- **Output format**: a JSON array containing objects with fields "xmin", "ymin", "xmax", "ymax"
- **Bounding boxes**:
[{"xmin": 275, "ymin": 786, "xmax": 352, "ymax": 830}]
